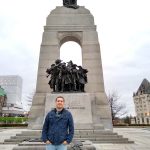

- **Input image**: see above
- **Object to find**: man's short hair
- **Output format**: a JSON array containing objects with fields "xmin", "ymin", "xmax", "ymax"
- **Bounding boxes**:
[{"xmin": 55, "ymin": 96, "xmax": 65, "ymax": 101}]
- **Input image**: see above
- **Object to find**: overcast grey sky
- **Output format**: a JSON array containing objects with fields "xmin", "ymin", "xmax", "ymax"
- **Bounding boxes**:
[{"xmin": 0, "ymin": 0, "xmax": 150, "ymax": 114}]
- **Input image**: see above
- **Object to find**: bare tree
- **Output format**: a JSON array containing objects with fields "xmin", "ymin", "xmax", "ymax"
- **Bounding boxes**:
[
  {"xmin": 107, "ymin": 91, "xmax": 127, "ymax": 124},
  {"xmin": 0, "ymin": 96, "xmax": 5, "ymax": 116},
  {"xmin": 25, "ymin": 91, "xmax": 35, "ymax": 111},
  {"xmin": 0, "ymin": 87, "xmax": 7, "ymax": 116}
]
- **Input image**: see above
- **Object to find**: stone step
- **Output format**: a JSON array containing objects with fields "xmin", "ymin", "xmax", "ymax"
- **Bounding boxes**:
[
  {"xmin": 13, "ymin": 145, "xmax": 95, "ymax": 150},
  {"xmin": 77, "ymin": 135, "xmax": 122, "ymax": 138},
  {"xmin": 17, "ymin": 130, "xmax": 114, "ymax": 136},
  {"xmin": 5, "ymin": 137, "xmax": 128, "ymax": 144},
  {"xmin": 4, "ymin": 139, "xmax": 25, "ymax": 143},
  {"xmin": 13, "ymin": 146, "xmax": 45, "ymax": 150},
  {"xmin": 16, "ymin": 131, "xmax": 117, "ymax": 137},
  {"xmin": 4, "ymin": 139, "xmax": 134, "ymax": 145},
  {"xmin": 16, "ymin": 131, "xmax": 41, "ymax": 136},
  {"xmin": 76, "ymin": 132, "xmax": 118, "ymax": 135},
  {"xmin": 93, "ymin": 140, "xmax": 134, "ymax": 144},
  {"xmin": 13, "ymin": 141, "xmax": 96, "ymax": 150},
  {"xmin": 80, "ymin": 138, "xmax": 133, "ymax": 144},
  {"xmin": 3, "ymin": 129, "xmax": 134, "ymax": 145},
  {"xmin": 12, "ymin": 139, "xmax": 134, "ymax": 150},
  {"xmin": 10, "ymin": 134, "xmax": 122, "ymax": 140},
  {"xmin": 74, "ymin": 137, "xmax": 129, "ymax": 141},
  {"xmin": 15, "ymin": 133, "xmax": 118, "ymax": 138}
]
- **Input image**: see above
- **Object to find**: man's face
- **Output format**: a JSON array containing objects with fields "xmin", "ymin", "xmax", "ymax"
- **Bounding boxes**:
[{"xmin": 56, "ymin": 98, "xmax": 65, "ymax": 110}]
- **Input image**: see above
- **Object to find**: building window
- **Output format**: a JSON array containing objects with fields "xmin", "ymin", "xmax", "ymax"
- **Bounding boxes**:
[{"xmin": 147, "ymin": 118, "xmax": 149, "ymax": 124}]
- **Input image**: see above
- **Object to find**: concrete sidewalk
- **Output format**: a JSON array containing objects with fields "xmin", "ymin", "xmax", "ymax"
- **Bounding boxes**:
[
  {"xmin": 94, "ymin": 127, "xmax": 150, "ymax": 150},
  {"xmin": 0, "ymin": 127, "xmax": 150, "ymax": 150},
  {"xmin": 0, "ymin": 128, "xmax": 27, "ymax": 150}
]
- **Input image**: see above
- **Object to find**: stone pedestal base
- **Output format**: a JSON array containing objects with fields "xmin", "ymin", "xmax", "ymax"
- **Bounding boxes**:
[
  {"xmin": 45, "ymin": 93, "xmax": 93, "ymax": 129},
  {"xmin": 28, "ymin": 92, "xmax": 112, "ymax": 130}
]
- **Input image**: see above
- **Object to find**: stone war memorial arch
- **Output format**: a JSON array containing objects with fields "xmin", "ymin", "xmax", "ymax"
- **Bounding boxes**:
[
  {"xmin": 10, "ymin": 3, "xmax": 133, "ymax": 150},
  {"xmin": 28, "ymin": 6, "xmax": 112, "ymax": 130}
]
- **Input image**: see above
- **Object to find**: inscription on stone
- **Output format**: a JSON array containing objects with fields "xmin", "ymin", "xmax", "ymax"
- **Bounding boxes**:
[{"xmin": 45, "ymin": 94, "xmax": 93, "ymax": 124}]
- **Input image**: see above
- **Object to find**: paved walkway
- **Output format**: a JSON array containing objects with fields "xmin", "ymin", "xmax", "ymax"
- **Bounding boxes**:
[
  {"xmin": 94, "ymin": 127, "xmax": 150, "ymax": 150},
  {"xmin": 0, "ymin": 127, "xmax": 150, "ymax": 150},
  {"xmin": 0, "ymin": 128, "xmax": 27, "ymax": 150}
]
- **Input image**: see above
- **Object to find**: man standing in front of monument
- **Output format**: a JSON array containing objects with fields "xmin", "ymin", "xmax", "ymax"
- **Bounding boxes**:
[{"xmin": 41, "ymin": 96, "xmax": 74, "ymax": 150}]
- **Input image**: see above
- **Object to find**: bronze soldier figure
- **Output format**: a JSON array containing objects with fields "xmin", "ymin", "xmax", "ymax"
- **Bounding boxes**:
[
  {"xmin": 63, "ymin": 0, "xmax": 79, "ymax": 9},
  {"xmin": 46, "ymin": 59, "xmax": 88, "ymax": 92}
]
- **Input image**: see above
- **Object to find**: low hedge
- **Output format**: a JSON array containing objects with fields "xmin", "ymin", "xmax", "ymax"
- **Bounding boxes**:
[{"xmin": 0, "ymin": 117, "xmax": 28, "ymax": 124}]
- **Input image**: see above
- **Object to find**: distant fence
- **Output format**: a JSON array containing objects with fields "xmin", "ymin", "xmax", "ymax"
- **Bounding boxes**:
[{"xmin": 113, "ymin": 124, "xmax": 150, "ymax": 128}]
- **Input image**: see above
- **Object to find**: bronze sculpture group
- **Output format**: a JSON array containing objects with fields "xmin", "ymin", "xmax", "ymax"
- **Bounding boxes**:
[
  {"xmin": 63, "ymin": 0, "xmax": 79, "ymax": 9},
  {"xmin": 46, "ymin": 59, "xmax": 88, "ymax": 92}
]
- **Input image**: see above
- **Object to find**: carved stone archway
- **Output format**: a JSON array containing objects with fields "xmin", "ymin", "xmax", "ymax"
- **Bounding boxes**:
[{"xmin": 29, "ymin": 6, "xmax": 112, "ymax": 130}]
